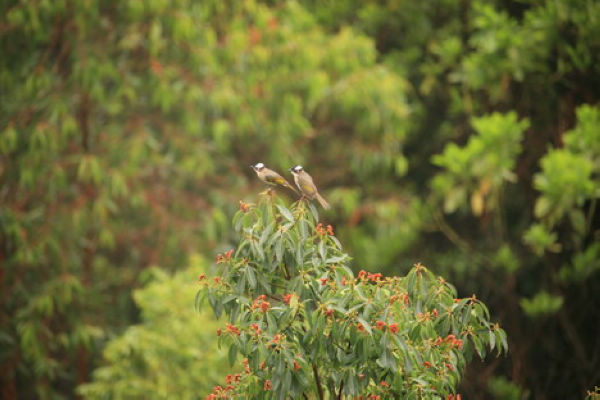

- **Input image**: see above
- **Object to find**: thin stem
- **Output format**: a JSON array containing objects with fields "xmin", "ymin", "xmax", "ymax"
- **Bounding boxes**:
[
  {"xmin": 312, "ymin": 364, "xmax": 324, "ymax": 400},
  {"xmin": 586, "ymin": 198, "xmax": 596, "ymax": 233},
  {"xmin": 337, "ymin": 379, "xmax": 344, "ymax": 400}
]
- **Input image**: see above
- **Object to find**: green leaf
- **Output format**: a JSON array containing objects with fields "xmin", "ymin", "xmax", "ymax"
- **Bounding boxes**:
[
  {"xmin": 246, "ymin": 267, "xmax": 257, "ymax": 289},
  {"xmin": 276, "ymin": 205, "xmax": 294, "ymax": 223},
  {"xmin": 228, "ymin": 341, "xmax": 238, "ymax": 366}
]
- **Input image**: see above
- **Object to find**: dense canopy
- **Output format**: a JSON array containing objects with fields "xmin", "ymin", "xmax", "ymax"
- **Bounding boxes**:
[{"xmin": 1, "ymin": 0, "xmax": 599, "ymax": 399}]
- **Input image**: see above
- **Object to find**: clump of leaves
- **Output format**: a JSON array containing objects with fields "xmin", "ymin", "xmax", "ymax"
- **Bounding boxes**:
[{"xmin": 197, "ymin": 198, "xmax": 507, "ymax": 399}]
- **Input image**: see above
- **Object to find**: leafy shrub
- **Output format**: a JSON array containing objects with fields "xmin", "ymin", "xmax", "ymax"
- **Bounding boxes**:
[
  {"xmin": 78, "ymin": 257, "xmax": 229, "ymax": 399},
  {"xmin": 198, "ymin": 197, "xmax": 507, "ymax": 399}
]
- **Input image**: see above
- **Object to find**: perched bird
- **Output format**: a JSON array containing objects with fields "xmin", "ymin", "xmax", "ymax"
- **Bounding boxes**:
[
  {"xmin": 289, "ymin": 165, "xmax": 330, "ymax": 210},
  {"xmin": 251, "ymin": 162, "xmax": 299, "ymax": 195}
]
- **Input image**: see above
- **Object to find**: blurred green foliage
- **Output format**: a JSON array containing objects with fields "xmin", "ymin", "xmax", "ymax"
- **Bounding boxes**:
[
  {"xmin": 77, "ymin": 255, "xmax": 229, "ymax": 399},
  {"xmin": 0, "ymin": 0, "xmax": 599, "ymax": 398}
]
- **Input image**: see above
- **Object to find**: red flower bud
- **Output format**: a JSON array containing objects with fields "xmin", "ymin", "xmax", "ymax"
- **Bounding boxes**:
[
  {"xmin": 445, "ymin": 334, "xmax": 456, "ymax": 342},
  {"xmin": 198, "ymin": 274, "xmax": 206, "ymax": 281},
  {"xmin": 283, "ymin": 293, "xmax": 293, "ymax": 305},
  {"xmin": 226, "ymin": 324, "xmax": 241, "ymax": 336},
  {"xmin": 316, "ymin": 223, "xmax": 325, "ymax": 235},
  {"xmin": 264, "ymin": 380, "xmax": 272, "ymax": 390},
  {"xmin": 294, "ymin": 360, "xmax": 301, "ymax": 371},
  {"xmin": 250, "ymin": 323, "xmax": 261, "ymax": 334},
  {"xmin": 423, "ymin": 361, "xmax": 432, "ymax": 368},
  {"xmin": 388, "ymin": 323, "xmax": 399, "ymax": 334},
  {"xmin": 375, "ymin": 320, "xmax": 386, "ymax": 329},
  {"xmin": 368, "ymin": 272, "xmax": 383, "ymax": 282},
  {"xmin": 260, "ymin": 301, "xmax": 270, "ymax": 312}
]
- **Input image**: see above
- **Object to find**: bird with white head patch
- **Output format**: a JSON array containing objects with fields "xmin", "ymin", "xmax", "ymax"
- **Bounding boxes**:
[
  {"xmin": 289, "ymin": 165, "xmax": 330, "ymax": 210},
  {"xmin": 251, "ymin": 162, "xmax": 299, "ymax": 196}
]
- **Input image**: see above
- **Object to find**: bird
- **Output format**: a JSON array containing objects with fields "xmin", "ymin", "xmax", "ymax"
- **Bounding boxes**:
[
  {"xmin": 289, "ymin": 165, "xmax": 330, "ymax": 209},
  {"xmin": 251, "ymin": 162, "xmax": 299, "ymax": 195}
]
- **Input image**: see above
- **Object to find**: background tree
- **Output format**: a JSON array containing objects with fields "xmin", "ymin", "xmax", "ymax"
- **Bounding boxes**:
[
  {"xmin": 0, "ymin": 0, "xmax": 598, "ymax": 398},
  {"xmin": 77, "ymin": 255, "xmax": 230, "ymax": 399}
]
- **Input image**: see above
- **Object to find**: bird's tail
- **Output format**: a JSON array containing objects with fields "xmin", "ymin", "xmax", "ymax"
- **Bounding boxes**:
[{"xmin": 315, "ymin": 192, "xmax": 331, "ymax": 210}]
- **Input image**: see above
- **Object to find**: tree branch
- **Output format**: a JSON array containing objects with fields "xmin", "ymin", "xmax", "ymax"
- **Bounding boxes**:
[
  {"xmin": 337, "ymin": 379, "xmax": 344, "ymax": 400},
  {"xmin": 312, "ymin": 364, "xmax": 324, "ymax": 400}
]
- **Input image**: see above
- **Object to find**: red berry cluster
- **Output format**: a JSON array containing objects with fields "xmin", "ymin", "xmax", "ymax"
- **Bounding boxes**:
[
  {"xmin": 282, "ymin": 293, "xmax": 294, "ymax": 305},
  {"xmin": 215, "ymin": 249, "xmax": 234, "ymax": 264},
  {"xmin": 357, "ymin": 270, "xmax": 383, "ymax": 282},
  {"xmin": 225, "ymin": 323, "xmax": 240, "ymax": 336},
  {"xmin": 283, "ymin": 294, "xmax": 291, "ymax": 304},
  {"xmin": 388, "ymin": 292, "xmax": 410, "ymax": 305},
  {"xmin": 315, "ymin": 223, "xmax": 334, "ymax": 235},
  {"xmin": 251, "ymin": 294, "xmax": 270, "ymax": 312},
  {"xmin": 225, "ymin": 373, "xmax": 241, "ymax": 384},
  {"xmin": 433, "ymin": 334, "xmax": 464, "ymax": 349},
  {"xmin": 249, "ymin": 323, "xmax": 262, "ymax": 335},
  {"xmin": 239, "ymin": 200, "xmax": 250, "ymax": 212},
  {"xmin": 205, "ymin": 359, "xmax": 252, "ymax": 399}
]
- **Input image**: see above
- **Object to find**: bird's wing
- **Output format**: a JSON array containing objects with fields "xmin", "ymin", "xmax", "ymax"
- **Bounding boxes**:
[
  {"xmin": 264, "ymin": 170, "xmax": 290, "ymax": 186},
  {"xmin": 298, "ymin": 176, "xmax": 317, "ymax": 196}
]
